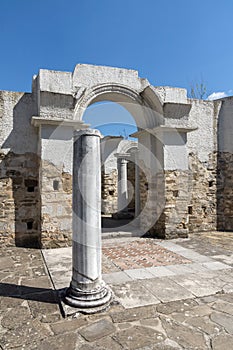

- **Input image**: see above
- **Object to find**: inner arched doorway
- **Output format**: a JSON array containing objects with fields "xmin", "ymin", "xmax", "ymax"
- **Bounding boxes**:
[
  {"xmin": 83, "ymin": 101, "xmax": 140, "ymax": 234},
  {"xmin": 75, "ymin": 80, "xmax": 164, "ymax": 237}
]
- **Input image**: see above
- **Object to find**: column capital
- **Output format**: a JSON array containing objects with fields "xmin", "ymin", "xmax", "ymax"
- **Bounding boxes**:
[
  {"xmin": 115, "ymin": 152, "xmax": 131, "ymax": 161},
  {"xmin": 74, "ymin": 128, "xmax": 102, "ymax": 138},
  {"xmin": 31, "ymin": 116, "xmax": 89, "ymax": 129}
]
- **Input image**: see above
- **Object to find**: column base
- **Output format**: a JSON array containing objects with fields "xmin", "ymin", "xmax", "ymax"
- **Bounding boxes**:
[{"xmin": 63, "ymin": 283, "xmax": 112, "ymax": 314}]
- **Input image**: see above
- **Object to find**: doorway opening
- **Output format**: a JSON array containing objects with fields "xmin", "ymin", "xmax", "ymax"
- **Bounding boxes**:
[{"xmin": 83, "ymin": 101, "xmax": 141, "ymax": 235}]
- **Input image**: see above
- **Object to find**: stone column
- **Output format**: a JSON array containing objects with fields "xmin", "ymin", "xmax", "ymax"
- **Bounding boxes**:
[
  {"xmin": 117, "ymin": 156, "xmax": 129, "ymax": 213},
  {"xmin": 65, "ymin": 129, "xmax": 111, "ymax": 313}
]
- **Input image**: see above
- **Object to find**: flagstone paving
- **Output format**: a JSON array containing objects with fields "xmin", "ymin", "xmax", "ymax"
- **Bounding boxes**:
[{"xmin": 1, "ymin": 232, "xmax": 233, "ymax": 349}]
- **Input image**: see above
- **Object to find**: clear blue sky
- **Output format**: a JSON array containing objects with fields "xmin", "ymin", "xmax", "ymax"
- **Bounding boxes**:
[
  {"xmin": 1, "ymin": 0, "xmax": 233, "ymax": 134},
  {"xmin": 83, "ymin": 102, "xmax": 138, "ymax": 138},
  {"xmin": 1, "ymin": 0, "xmax": 233, "ymax": 95}
]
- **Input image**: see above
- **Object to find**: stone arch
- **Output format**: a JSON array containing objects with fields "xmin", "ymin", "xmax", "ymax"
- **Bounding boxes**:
[
  {"xmin": 72, "ymin": 72, "xmax": 164, "ymax": 230},
  {"xmin": 74, "ymin": 83, "xmax": 163, "ymax": 130},
  {"xmin": 71, "ymin": 69, "xmax": 164, "ymax": 233},
  {"xmin": 117, "ymin": 140, "xmax": 138, "ymax": 155}
]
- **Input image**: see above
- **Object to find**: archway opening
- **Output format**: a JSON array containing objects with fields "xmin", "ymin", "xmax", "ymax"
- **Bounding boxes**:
[
  {"xmin": 83, "ymin": 101, "xmax": 140, "ymax": 233},
  {"xmin": 83, "ymin": 100, "xmax": 138, "ymax": 138}
]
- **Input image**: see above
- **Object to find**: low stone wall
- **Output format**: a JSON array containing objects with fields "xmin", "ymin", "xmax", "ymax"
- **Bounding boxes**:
[
  {"xmin": 217, "ymin": 152, "xmax": 233, "ymax": 230},
  {"xmin": 0, "ymin": 152, "xmax": 40, "ymax": 247}
]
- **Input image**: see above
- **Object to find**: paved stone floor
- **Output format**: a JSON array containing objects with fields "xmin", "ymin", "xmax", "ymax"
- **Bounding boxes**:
[{"xmin": 1, "ymin": 232, "xmax": 233, "ymax": 349}]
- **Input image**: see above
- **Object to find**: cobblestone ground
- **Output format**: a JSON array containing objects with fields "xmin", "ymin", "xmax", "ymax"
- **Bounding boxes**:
[{"xmin": 1, "ymin": 232, "xmax": 233, "ymax": 349}]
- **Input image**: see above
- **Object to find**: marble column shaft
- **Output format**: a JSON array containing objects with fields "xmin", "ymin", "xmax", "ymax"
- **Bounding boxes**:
[
  {"xmin": 65, "ymin": 129, "xmax": 111, "ymax": 313},
  {"xmin": 117, "ymin": 157, "xmax": 128, "ymax": 212}
]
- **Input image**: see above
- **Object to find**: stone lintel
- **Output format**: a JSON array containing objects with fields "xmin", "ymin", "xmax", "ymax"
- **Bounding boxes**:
[
  {"xmin": 114, "ymin": 152, "xmax": 131, "ymax": 160},
  {"xmin": 163, "ymin": 102, "xmax": 192, "ymax": 118},
  {"xmin": 31, "ymin": 116, "xmax": 89, "ymax": 129},
  {"xmin": 153, "ymin": 125, "xmax": 198, "ymax": 133},
  {"xmin": 72, "ymin": 64, "xmax": 150, "ymax": 92},
  {"xmin": 131, "ymin": 125, "xmax": 197, "ymax": 138}
]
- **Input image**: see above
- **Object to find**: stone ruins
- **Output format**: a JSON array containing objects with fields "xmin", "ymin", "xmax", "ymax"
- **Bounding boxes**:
[{"xmin": 0, "ymin": 63, "xmax": 233, "ymax": 248}]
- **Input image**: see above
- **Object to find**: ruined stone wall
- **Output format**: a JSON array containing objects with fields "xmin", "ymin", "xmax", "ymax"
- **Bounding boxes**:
[
  {"xmin": 0, "ymin": 151, "xmax": 73, "ymax": 249},
  {"xmin": 0, "ymin": 174, "xmax": 15, "ymax": 246},
  {"xmin": 40, "ymin": 161, "xmax": 72, "ymax": 248},
  {"xmin": 3, "ymin": 65, "xmax": 233, "ymax": 248},
  {"xmin": 0, "ymin": 90, "xmax": 40, "ymax": 247},
  {"xmin": 217, "ymin": 152, "xmax": 233, "ymax": 230},
  {"xmin": 101, "ymin": 169, "xmax": 118, "ymax": 214},
  {"xmin": 139, "ymin": 168, "xmax": 148, "ymax": 213},
  {"xmin": 138, "ymin": 164, "xmax": 156, "ymax": 235},
  {"xmin": 127, "ymin": 160, "xmax": 135, "ymax": 211},
  {"xmin": 188, "ymin": 152, "xmax": 217, "ymax": 233},
  {"xmin": 217, "ymin": 98, "xmax": 233, "ymax": 231},
  {"xmin": 148, "ymin": 153, "xmax": 218, "ymax": 238},
  {"xmin": 151, "ymin": 171, "xmax": 190, "ymax": 239},
  {"xmin": 0, "ymin": 152, "xmax": 40, "ymax": 247}
]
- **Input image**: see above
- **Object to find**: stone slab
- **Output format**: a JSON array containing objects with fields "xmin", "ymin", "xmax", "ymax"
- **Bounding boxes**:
[
  {"xmin": 157, "ymin": 241, "xmax": 190, "ymax": 252},
  {"xmin": 156, "ymin": 299, "xmax": 198, "ymax": 315},
  {"xmin": 124, "ymin": 268, "xmax": 155, "ymax": 280},
  {"xmin": 177, "ymin": 250, "xmax": 213, "ymax": 262},
  {"xmin": 77, "ymin": 336, "xmax": 123, "ymax": 350},
  {"xmin": 160, "ymin": 315, "xmax": 207, "ymax": 349},
  {"xmin": 170, "ymin": 274, "xmax": 222, "ymax": 297},
  {"xmin": 110, "ymin": 305, "xmax": 157, "ymax": 323},
  {"xmin": 78, "ymin": 318, "xmax": 116, "ymax": 342},
  {"xmin": 212, "ymin": 333, "xmax": 233, "ymax": 350},
  {"xmin": 0, "ymin": 256, "xmax": 15, "ymax": 270},
  {"xmin": 201, "ymin": 261, "xmax": 232, "ymax": 270},
  {"xmin": 33, "ymin": 332, "xmax": 80, "ymax": 350},
  {"xmin": 111, "ymin": 281, "xmax": 160, "ymax": 308},
  {"xmin": 48, "ymin": 270, "xmax": 72, "ymax": 289},
  {"xmin": 212, "ymin": 254, "xmax": 233, "ymax": 266},
  {"xmin": 179, "ymin": 262, "xmax": 210, "ymax": 274},
  {"xmin": 222, "ymin": 283, "xmax": 233, "ymax": 293},
  {"xmin": 210, "ymin": 311, "xmax": 233, "ymax": 334},
  {"xmin": 165, "ymin": 263, "xmax": 197, "ymax": 275},
  {"xmin": 143, "ymin": 277, "xmax": 194, "ymax": 302},
  {"xmin": 49, "ymin": 318, "xmax": 88, "ymax": 335},
  {"xmin": 218, "ymin": 270, "xmax": 233, "ymax": 283},
  {"xmin": 212, "ymin": 300, "xmax": 233, "ymax": 316},
  {"xmin": 113, "ymin": 325, "xmax": 166, "ymax": 349},
  {"xmin": 103, "ymin": 271, "xmax": 132, "ymax": 285},
  {"xmin": 42, "ymin": 247, "xmax": 72, "ymax": 270},
  {"xmin": 145, "ymin": 266, "xmax": 176, "ymax": 277}
]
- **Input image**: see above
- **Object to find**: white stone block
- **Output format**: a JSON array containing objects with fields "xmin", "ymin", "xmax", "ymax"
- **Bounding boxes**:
[
  {"xmin": 72, "ymin": 64, "xmax": 149, "ymax": 92},
  {"xmin": 39, "ymin": 69, "xmax": 72, "ymax": 95}
]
